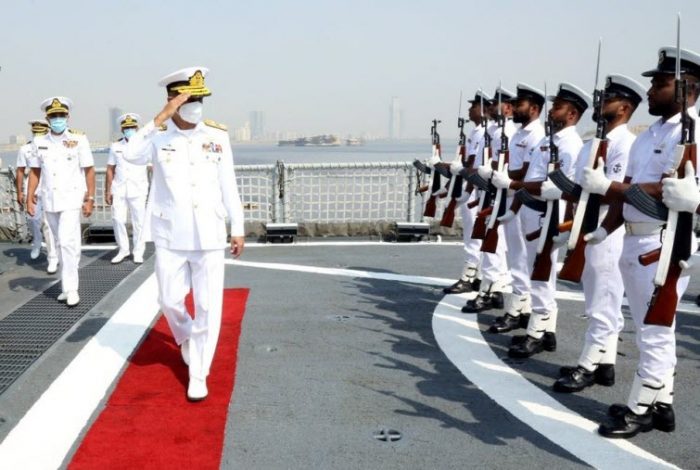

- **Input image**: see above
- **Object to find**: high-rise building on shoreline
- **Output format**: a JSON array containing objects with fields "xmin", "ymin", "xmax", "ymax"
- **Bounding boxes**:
[{"xmin": 389, "ymin": 97, "xmax": 401, "ymax": 140}]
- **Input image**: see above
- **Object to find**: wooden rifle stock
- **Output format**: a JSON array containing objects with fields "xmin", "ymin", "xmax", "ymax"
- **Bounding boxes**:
[
  {"xmin": 525, "ymin": 229, "xmax": 541, "ymax": 242},
  {"xmin": 423, "ymin": 195, "xmax": 437, "ymax": 218},
  {"xmin": 467, "ymin": 199, "xmax": 480, "ymax": 209},
  {"xmin": 471, "ymin": 206, "xmax": 492, "ymax": 240},
  {"xmin": 481, "ymin": 220, "xmax": 500, "ymax": 253},
  {"xmin": 558, "ymin": 235, "xmax": 586, "ymax": 282},
  {"xmin": 440, "ymin": 198, "xmax": 457, "ymax": 227},
  {"xmin": 644, "ymin": 263, "xmax": 682, "ymax": 327},
  {"xmin": 639, "ymin": 248, "xmax": 661, "ymax": 266},
  {"xmin": 531, "ymin": 238, "xmax": 555, "ymax": 281}
]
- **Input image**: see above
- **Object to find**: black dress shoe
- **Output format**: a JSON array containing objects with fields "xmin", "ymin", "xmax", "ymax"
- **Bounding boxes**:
[
  {"xmin": 560, "ymin": 364, "xmax": 615, "ymax": 386},
  {"xmin": 511, "ymin": 332, "xmax": 556, "ymax": 351},
  {"xmin": 489, "ymin": 313, "xmax": 522, "ymax": 333},
  {"xmin": 462, "ymin": 292, "xmax": 504, "ymax": 313},
  {"xmin": 443, "ymin": 278, "xmax": 481, "ymax": 294},
  {"xmin": 553, "ymin": 366, "xmax": 595, "ymax": 393},
  {"xmin": 609, "ymin": 403, "xmax": 675, "ymax": 432},
  {"xmin": 598, "ymin": 408, "xmax": 653, "ymax": 438},
  {"xmin": 508, "ymin": 335, "xmax": 546, "ymax": 358}
]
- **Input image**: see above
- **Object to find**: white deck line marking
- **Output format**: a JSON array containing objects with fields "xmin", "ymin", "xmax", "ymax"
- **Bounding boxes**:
[
  {"xmin": 228, "ymin": 260, "xmax": 700, "ymax": 313},
  {"xmin": 432, "ymin": 294, "xmax": 678, "ymax": 470},
  {"xmin": 0, "ymin": 274, "xmax": 160, "ymax": 470}
]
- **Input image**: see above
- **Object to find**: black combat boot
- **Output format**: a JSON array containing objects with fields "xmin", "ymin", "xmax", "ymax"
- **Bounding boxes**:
[
  {"xmin": 553, "ymin": 366, "xmax": 596, "ymax": 393},
  {"xmin": 508, "ymin": 335, "xmax": 551, "ymax": 358},
  {"xmin": 559, "ymin": 364, "xmax": 615, "ymax": 386},
  {"xmin": 462, "ymin": 291, "xmax": 504, "ymax": 313},
  {"xmin": 511, "ymin": 332, "xmax": 556, "ymax": 351},
  {"xmin": 443, "ymin": 278, "xmax": 481, "ymax": 294},
  {"xmin": 489, "ymin": 313, "xmax": 522, "ymax": 333},
  {"xmin": 598, "ymin": 408, "xmax": 654, "ymax": 438},
  {"xmin": 608, "ymin": 403, "xmax": 675, "ymax": 432}
]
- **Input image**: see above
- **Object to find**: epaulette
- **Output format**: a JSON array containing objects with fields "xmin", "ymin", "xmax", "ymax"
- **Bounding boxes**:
[
  {"xmin": 158, "ymin": 124, "xmax": 168, "ymax": 131},
  {"xmin": 68, "ymin": 128, "xmax": 84, "ymax": 135},
  {"xmin": 204, "ymin": 119, "xmax": 227, "ymax": 131}
]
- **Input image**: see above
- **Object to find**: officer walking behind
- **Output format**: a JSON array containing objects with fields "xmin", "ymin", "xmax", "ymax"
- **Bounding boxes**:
[
  {"xmin": 15, "ymin": 119, "xmax": 58, "ymax": 271},
  {"xmin": 26, "ymin": 97, "xmax": 95, "ymax": 307},
  {"xmin": 105, "ymin": 113, "xmax": 149, "ymax": 264},
  {"xmin": 548, "ymin": 75, "xmax": 645, "ymax": 393},
  {"xmin": 581, "ymin": 47, "xmax": 700, "ymax": 438},
  {"xmin": 482, "ymin": 84, "xmax": 545, "ymax": 334},
  {"xmin": 493, "ymin": 83, "xmax": 589, "ymax": 358},
  {"xmin": 124, "ymin": 67, "xmax": 245, "ymax": 402}
]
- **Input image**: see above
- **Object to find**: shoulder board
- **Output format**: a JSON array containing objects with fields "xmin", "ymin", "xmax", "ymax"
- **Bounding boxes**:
[
  {"xmin": 204, "ymin": 119, "xmax": 227, "ymax": 131},
  {"xmin": 68, "ymin": 128, "xmax": 84, "ymax": 135},
  {"xmin": 158, "ymin": 124, "xmax": 168, "ymax": 131}
]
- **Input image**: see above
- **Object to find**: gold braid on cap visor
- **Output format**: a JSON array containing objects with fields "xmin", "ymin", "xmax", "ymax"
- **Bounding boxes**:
[
  {"xmin": 45, "ymin": 98, "xmax": 69, "ymax": 115},
  {"xmin": 168, "ymin": 70, "xmax": 211, "ymax": 97}
]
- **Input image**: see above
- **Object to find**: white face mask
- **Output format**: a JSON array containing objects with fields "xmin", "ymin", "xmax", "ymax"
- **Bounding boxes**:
[{"xmin": 178, "ymin": 101, "xmax": 203, "ymax": 124}]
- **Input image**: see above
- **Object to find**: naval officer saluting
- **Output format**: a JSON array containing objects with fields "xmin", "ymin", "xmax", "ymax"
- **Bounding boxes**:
[
  {"xmin": 105, "ymin": 113, "xmax": 149, "ymax": 264},
  {"xmin": 124, "ymin": 67, "xmax": 245, "ymax": 401},
  {"xmin": 27, "ymin": 97, "xmax": 96, "ymax": 307}
]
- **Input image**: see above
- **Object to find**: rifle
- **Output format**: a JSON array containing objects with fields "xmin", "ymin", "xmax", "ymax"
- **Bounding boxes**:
[
  {"xmin": 423, "ymin": 119, "xmax": 443, "ymax": 217},
  {"xmin": 482, "ymin": 84, "xmax": 509, "ymax": 253},
  {"xmin": 470, "ymin": 91, "xmax": 493, "ymax": 239},
  {"xmin": 558, "ymin": 38, "xmax": 608, "ymax": 283},
  {"xmin": 441, "ymin": 93, "xmax": 467, "ymax": 227},
  {"xmin": 531, "ymin": 84, "xmax": 562, "ymax": 282},
  {"xmin": 640, "ymin": 14, "xmax": 697, "ymax": 326}
]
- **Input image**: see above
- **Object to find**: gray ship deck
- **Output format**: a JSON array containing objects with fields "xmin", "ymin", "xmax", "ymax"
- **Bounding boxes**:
[{"xmin": 0, "ymin": 240, "xmax": 698, "ymax": 469}]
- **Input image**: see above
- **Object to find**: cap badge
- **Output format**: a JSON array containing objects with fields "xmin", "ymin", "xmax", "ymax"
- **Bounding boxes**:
[
  {"xmin": 659, "ymin": 50, "xmax": 665, "ymax": 65},
  {"xmin": 189, "ymin": 70, "xmax": 205, "ymax": 88},
  {"xmin": 605, "ymin": 76, "xmax": 612, "ymax": 89}
]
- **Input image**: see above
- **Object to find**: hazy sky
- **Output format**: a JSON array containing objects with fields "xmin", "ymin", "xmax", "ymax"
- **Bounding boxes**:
[{"xmin": 2, "ymin": 0, "xmax": 700, "ymax": 141}]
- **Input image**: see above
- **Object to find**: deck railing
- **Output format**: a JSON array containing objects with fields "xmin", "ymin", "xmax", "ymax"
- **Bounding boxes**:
[{"xmin": 0, "ymin": 161, "xmax": 450, "ymax": 240}]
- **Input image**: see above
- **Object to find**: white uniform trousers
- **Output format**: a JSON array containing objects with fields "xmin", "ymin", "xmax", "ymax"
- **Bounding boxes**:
[
  {"xmin": 581, "ymin": 226, "xmax": 625, "ymax": 355},
  {"xmin": 111, "ymin": 194, "xmax": 147, "ymax": 257},
  {"xmin": 522, "ymin": 206, "xmax": 558, "ymax": 338},
  {"xmin": 619, "ymin": 234, "xmax": 689, "ymax": 384},
  {"xmin": 45, "ymin": 209, "xmax": 82, "ymax": 292},
  {"xmin": 480, "ymin": 224, "xmax": 509, "ymax": 290},
  {"xmin": 458, "ymin": 197, "xmax": 481, "ymax": 272},
  {"xmin": 504, "ymin": 197, "xmax": 531, "ymax": 296},
  {"xmin": 155, "ymin": 246, "xmax": 225, "ymax": 380},
  {"xmin": 27, "ymin": 198, "xmax": 57, "ymax": 263}
]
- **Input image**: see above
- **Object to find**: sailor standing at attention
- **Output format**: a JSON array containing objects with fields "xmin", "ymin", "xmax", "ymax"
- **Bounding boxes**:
[
  {"xmin": 548, "ymin": 75, "xmax": 645, "ymax": 393},
  {"xmin": 105, "ymin": 113, "xmax": 149, "ymax": 264},
  {"xmin": 124, "ymin": 67, "xmax": 245, "ymax": 401},
  {"xmin": 26, "ymin": 97, "xmax": 95, "ymax": 307},
  {"xmin": 15, "ymin": 119, "xmax": 58, "ymax": 271},
  {"xmin": 581, "ymin": 48, "xmax": 700, "ymax": 438}
]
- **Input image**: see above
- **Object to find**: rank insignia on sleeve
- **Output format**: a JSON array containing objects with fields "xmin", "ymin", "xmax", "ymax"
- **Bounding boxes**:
[{"xmin": 612, "ymin": 162, "xmax": 622, "ymax": 173}]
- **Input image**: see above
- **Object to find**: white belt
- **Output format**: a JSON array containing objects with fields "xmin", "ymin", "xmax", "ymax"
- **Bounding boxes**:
[{"xmin": 624, "ymin": 222, "xmax": 663, "ymax": 236}]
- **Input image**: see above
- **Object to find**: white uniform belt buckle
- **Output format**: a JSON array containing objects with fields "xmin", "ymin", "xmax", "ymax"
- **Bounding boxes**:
[{"xmin": 624, "ymin": 222, "xmax": 664, "ymax": 236}]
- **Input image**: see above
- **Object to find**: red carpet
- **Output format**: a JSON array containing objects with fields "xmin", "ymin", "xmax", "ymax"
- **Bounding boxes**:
[{"xmin": 69, "ymin": 289, "xmax": 249, "ymax": 470}]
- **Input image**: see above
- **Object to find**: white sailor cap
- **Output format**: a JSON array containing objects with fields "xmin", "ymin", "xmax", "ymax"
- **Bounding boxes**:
[
  {"xmin": 603, "ymin": 74, "xmax": 646, "ymax": 105},
  {"xmin": 28, "ymin": 119, "xmax": 49, "ymax": 133},
  {"xmin": 117, "ymin": 113, "xmax": 141, "ymax": 128},
  {"xmin": 158, "ymin": 67, "xmax": 211, "ymax": 97},
  {"xmin": 468, "ymin": 89, "xmax": 493, "ymax": 104},
  {"xmin": 642, "ymin": 47, "xmax": 700, "ymax": 78},
  {"xmin": 493, "ymin": 86, "xmax": 516, "ymax": 103},
  {"xmin": 515, "ymin": 83, "xmax": 545, "ymax": 107},
  {"xmin": 40, "ymin": 96, "xmax": 72, "ymax": 115},
  {"xmin": 548, "ymin": 82, "xmax": 592, "ymax": 113}
]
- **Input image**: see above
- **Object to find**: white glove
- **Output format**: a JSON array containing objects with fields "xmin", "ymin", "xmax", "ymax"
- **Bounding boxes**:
[
  {"xmin": 581, "ymin": 157, "xmax": 612, "ymax": 195},
  {"xmin": 498, "ymin": 209, "xmax": 516, "ymax": 224},
  {"xmin": 680, "ymin": 253, "xmax": 700, "ymax": 275},
  {"xmin": 583, "ymin": 226, "xmax": 608, "ymax": 245},
  {"xmin": 477, "ymin": 165, "xmax": 492, "ymax": 180},
  {"xmin": 662, "ymin": 160, "xmax": 700, "ymax": 213},
  {"xmin": 491, "ymin": 171, "xmax": 512, "ymax": 190},
  {"xmin": 429, "ymin": 153, "xmax": 441, "ymax": 166},
  {"xmin": 450, "ymin": 160, "xmax": 464, "ymax": 176},
  {"xmin": 540, "ymin": 179, "xmax": 563, "ymax": 201},
  {"xmin": 552, "ymin": 231, "xmax": 570, "ymax": 249}
]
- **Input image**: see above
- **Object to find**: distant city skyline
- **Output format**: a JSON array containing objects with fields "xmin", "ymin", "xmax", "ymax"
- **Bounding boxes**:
[{"xmin": 1, "ymin": 1, "xmax": 699, "ymax": 142}]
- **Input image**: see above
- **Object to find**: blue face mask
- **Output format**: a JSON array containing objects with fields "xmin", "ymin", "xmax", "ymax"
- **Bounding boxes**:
[
  {"xmin": 49, "ymin": 117, "xmax": 68, "ymax": 134},
  {"xmin": 123, "ymin": 128, "xmax": 137, "ymax": 140}
]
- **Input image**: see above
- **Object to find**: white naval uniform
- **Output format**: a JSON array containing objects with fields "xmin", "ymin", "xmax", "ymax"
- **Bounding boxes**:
[
  {"xmin": 522, "ymin": 125, "xmax": 583, "ymax": 338},
  {"xmin": 28, "ymin": 130, "xmax": 94, "ymax": 293},
  {"xmin": 458, "ymin": 123, "xmax": 487, "ymax": 277},
  {"xmin": 503, "ymin": 119, "xmax": 545, "ymax": 313},
  {"xmin": 107, "ymin": 138, "xmax": 149, "ymax": 258},
  {"xmin": 619, "ymin": 108, "xmax": 699, "ymax": 404},
  {"xmin": 16, "ymin": 142, "xmax": 57, "ymax": 262},
  {"xmin": 124, "ymin": 119, "xmax": 245, "ymax": 381},
  {"xmin": 481, "ymin": 118, "xmax": 518, "ymax": 291},
  {"xmin": 572, "ymin": 124, "xmax": 635, "ymax": 369}
]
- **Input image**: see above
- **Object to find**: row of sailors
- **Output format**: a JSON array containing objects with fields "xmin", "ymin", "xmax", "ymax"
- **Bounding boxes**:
[
  {"xmin": 435, "ymin": 46, "xmax": 700, "ymax": 439},
  {"xmin": 13, "ymin": 110, "xmax": 152, "ymax": 305}
]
